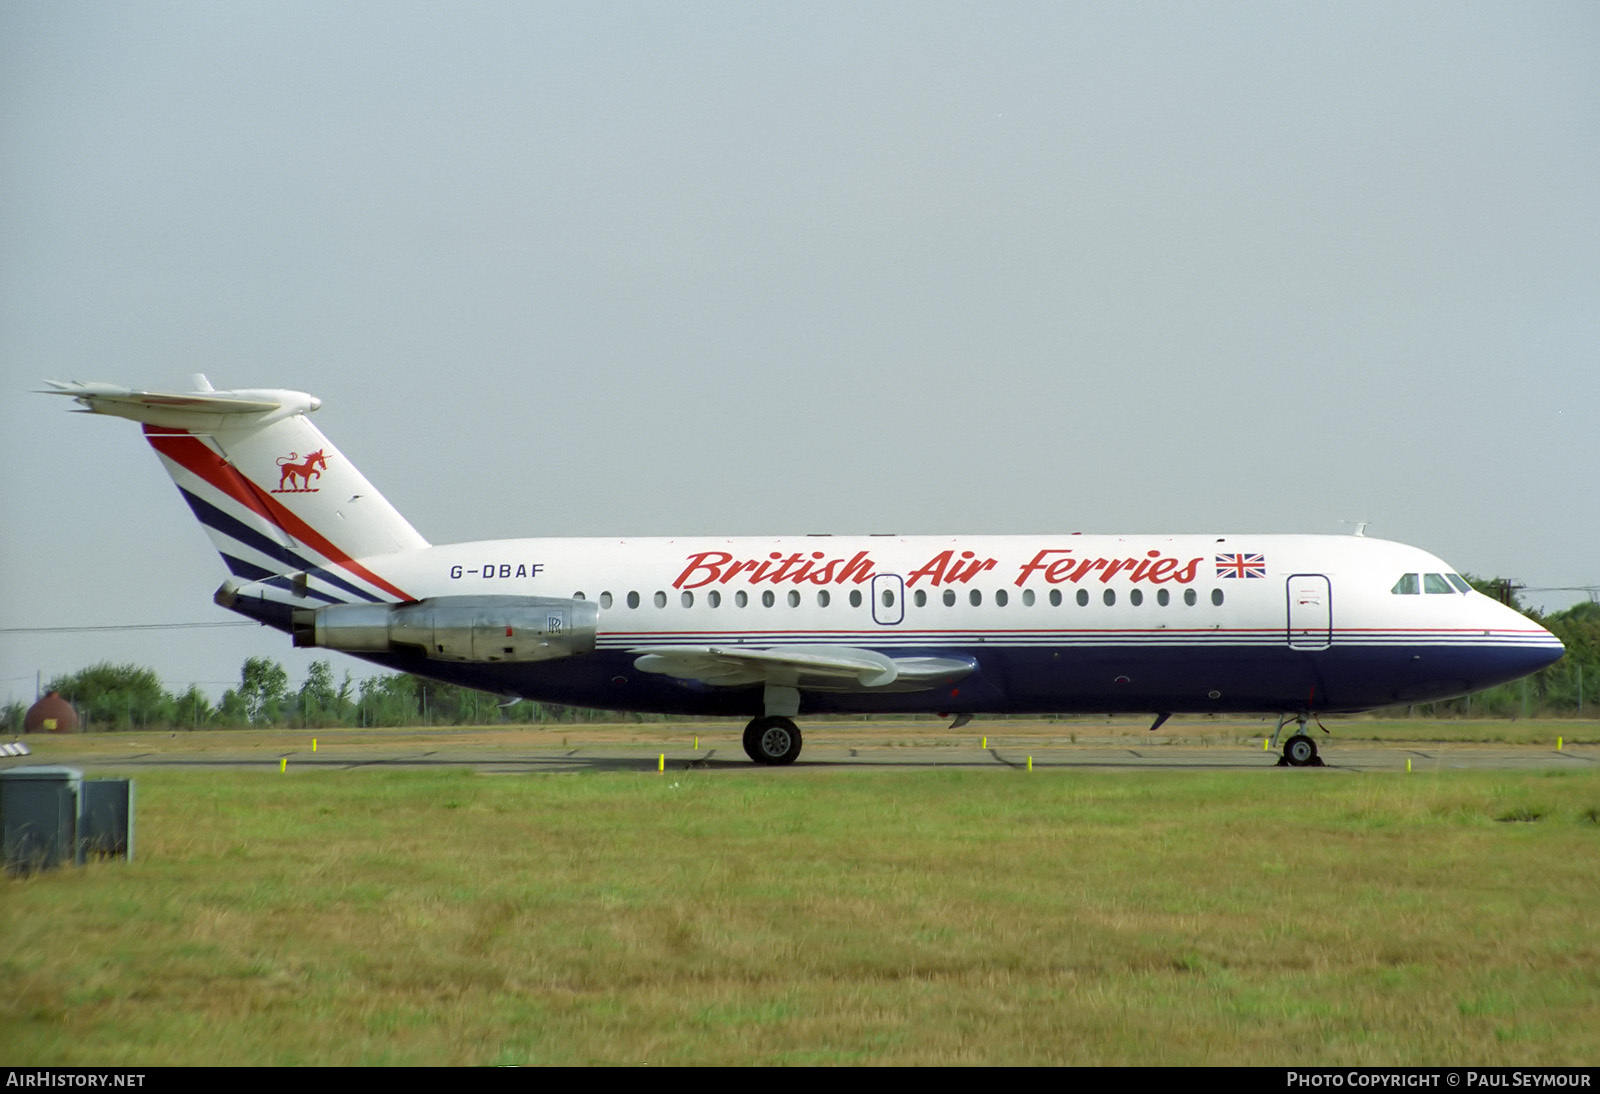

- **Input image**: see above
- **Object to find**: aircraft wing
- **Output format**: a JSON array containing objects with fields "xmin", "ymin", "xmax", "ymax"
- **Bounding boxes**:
[{"xmin": 632, "ymin": 645, "xmax": 974, "ymax": 692}]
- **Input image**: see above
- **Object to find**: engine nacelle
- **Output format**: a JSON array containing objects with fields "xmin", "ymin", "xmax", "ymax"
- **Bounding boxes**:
[{"xmin": 291, "ymin": 596, "xmax": 598, "ymax": 663}]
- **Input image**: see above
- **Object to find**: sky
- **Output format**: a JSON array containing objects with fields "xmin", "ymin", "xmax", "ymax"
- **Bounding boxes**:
[{"xmin": 2, "ymin": 2, "xmax": 1597, "ymax": 706}]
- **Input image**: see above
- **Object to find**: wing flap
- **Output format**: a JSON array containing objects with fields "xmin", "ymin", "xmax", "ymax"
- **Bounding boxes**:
[{"xmin": 632, "ymin": 645, "xmax": 974, "ymax": 693}]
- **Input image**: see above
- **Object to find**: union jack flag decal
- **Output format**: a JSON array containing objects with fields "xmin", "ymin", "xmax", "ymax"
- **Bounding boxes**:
[{"xmin": 1216, "ymin": 553, "xmax": 1267, "ymax": 579}]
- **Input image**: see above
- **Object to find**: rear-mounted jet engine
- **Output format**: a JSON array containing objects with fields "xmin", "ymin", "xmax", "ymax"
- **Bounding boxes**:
[{"xmin": 292, "ymin": 596, "xmax": 597, "ymax": 663}]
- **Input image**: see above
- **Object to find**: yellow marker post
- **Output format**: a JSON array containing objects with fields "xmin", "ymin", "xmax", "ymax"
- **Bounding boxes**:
[
  {"xmin": 1406, "ymin": 757, "xmax": 1412, "ymax": 773},
  {"xmin": 694, "ymin": 736, "xmax": 699, "ymax": 751},
  {"xmin": 1027, "ymin": 755, "xmax": 1033, "ymax": 772},
  {"xmin": 312, "ymin": 738, "xmax": 317, "ymax": 753},
  {"xmin": 658, "ymin": 753, "xmax": 665, "ymax": 772},
  {"xmin": 1557, "ymin": 736, "xmax": 1563, "ymax": 751},
  {"xmin": 280, "ymin": 757, "xmax": 287, "ymax": 774},
  {"xmin": 1263, "ymin": 738, "xmax": 1269, "ymax": 751},
  {"xmin": 982, "ymin": 736, "xmax": 987, "ymax": 749}
]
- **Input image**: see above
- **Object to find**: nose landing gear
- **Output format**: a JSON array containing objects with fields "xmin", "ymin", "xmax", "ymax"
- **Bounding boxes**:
[{"xmin": 1271, "ymin": 713, "xmax": 1326, "ymax": 767}]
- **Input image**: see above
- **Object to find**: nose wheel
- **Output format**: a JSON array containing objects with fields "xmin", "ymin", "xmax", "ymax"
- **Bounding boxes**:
[
  {"xmin": 1282, "ymin": 733, "xmax": 1320, "ymax": 767},
  {"xmin": 1272, "ymin": 714, "xmax": 1326, "ymax": 767},
  {"xmin": 743, "ymin": 715, "xmax": 803, "ymax": 765}
]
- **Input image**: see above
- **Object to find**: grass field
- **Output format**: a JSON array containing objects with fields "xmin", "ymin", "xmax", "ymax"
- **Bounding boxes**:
[{"xmin": 3, "ymin": 726, "xmax": 1598, "ymax": 1065}]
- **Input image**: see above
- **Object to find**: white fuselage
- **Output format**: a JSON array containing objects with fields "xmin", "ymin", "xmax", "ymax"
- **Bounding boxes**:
[{"xmin": 222, "ymin": 531, "xmax": 1559, "ymax": 717}]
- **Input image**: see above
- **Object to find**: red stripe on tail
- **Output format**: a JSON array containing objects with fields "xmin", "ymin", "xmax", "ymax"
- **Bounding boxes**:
[{"xmin": 144, "ymin": 425, "xmax": 414, "ymax": 602}]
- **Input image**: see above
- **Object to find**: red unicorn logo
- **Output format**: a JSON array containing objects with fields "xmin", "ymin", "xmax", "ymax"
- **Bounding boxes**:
[{"xmin": 273, "ymin": 450, "xmax": 328, "ymax": 493}]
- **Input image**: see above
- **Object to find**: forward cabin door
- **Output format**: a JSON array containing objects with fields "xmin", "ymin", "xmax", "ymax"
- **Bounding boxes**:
[{"xmin": 1286, "ymin": 574, "xmax": 1332, "ymax": 649}]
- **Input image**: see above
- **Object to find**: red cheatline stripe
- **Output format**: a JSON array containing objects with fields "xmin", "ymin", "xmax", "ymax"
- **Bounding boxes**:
[
  {"xmin": 602, "ymin": 628, "xmax": 1548, "ymax": 641},
  {"xmin": 144, "ymin": 426, "xmax": 413, "ymax": 602},
  {"xmin": 146, "ymin": 428, "xmax": 279, "ymax": 527}
]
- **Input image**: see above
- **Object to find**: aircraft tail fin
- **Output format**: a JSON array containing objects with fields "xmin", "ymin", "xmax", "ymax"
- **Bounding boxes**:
[{"xmin": 41, "ymin": 379, "xmax": 426, "ymax": 604}]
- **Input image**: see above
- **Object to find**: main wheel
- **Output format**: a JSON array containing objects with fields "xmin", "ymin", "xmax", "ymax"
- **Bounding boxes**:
[
  {"xmin": 1283, "ymin": 733, "xmax": 1318, "ymax": 767},
  {"xmin": 743, "ymin": 716, "xmax": 803, "ymax": 765}
]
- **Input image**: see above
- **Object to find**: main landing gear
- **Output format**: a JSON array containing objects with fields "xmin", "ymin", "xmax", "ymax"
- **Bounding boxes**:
[
  {"xmin": 743, "ymin": 715, "xmax": 803, "ymax": 766},
  {"xmin": 1271, "ymin": 713, "xmax": 1325, "ymax": 768}
]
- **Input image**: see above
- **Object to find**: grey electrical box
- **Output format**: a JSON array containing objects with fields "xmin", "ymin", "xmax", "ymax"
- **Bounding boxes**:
[
  {"xmin": 2, "ymin": 765, "xmax": 82, "ymax": 874},
  {"xmin": 80, "ymin": 778, "xmax": 135, "ymax": 862},
  {"xmin": 1, "ymin": 766, "xmax": 134, "ymax": 875}
]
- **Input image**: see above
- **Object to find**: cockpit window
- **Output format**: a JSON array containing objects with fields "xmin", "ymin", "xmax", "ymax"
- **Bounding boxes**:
[
  {"xmin": 1423, "ymin": 573, "xmax": 1453, "ymax": 594},
  {"xmin": 1447, "ymin": 574, "xmax": 1472, "ymax": 594},
  {"xmin": 1391, "ymin": 574, "xmax": 1419, "ymax": 595}
]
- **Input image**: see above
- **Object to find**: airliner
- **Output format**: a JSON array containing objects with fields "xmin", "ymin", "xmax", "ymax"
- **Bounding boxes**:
[{"xmin": 44, "ymin": 378, "xmax": 1564, "ymax": 767}]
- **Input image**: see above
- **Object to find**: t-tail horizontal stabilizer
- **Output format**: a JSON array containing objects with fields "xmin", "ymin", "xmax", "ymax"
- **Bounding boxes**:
[{"xmin": 40, "ymin": 378, "xmax": 427, "ymax": 605}]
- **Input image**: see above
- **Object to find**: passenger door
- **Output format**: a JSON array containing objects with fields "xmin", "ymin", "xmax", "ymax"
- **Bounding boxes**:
[
  {"xmin": 871, "ymin": 573, "xmax": 905, "ymax": 626},
  {"xmin": 1286, "ymin": 574, "xmax": 1332, "ymax": 649}
]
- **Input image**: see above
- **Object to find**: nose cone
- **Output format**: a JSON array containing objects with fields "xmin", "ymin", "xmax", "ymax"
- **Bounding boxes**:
[
  {"xmin": 1521, "ymin": 627, "xmax": 1566, "ymax": 676},
  {"xmin": 1484, "ymin": 599, "xmax": 1565, "ymax": 683},
  {"xmin": 1534, "ymin": 621, "xmax": 1566, "ymax": 666}
]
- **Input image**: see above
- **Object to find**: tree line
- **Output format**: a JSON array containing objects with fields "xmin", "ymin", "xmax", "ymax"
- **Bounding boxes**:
[
  {"xmin": 3, "ymin": 657, "xmax": 674, "ymax": 732},
  {"xmin": 5, "ymin": 584, "xmax": 1596, "ymax": 732}
]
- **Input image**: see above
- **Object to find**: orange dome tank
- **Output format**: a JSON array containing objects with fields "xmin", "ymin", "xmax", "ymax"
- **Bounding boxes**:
[{"xmin": 23, "ymin": 691, "xmax": 79, "ymax": 734}]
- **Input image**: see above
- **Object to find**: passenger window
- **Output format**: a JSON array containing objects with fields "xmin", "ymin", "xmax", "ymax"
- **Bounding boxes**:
[
  {"xmin": 600, "ymin": 591, "xmax": 613, "ymax": 609},
  {"xmin": 1391, "ymin": 574, "xmax": 1420, "ymax": 595},
  {"xmin": 1211, "ymin": 588, "xmax": 1224, "ymax": 606},
  {"xmin": 913, "ymin": 589, "xmax": 926, "ymax": 607},
  {"xmin": 708, "ymin": 590, "xmax": 721, "ymax": 608},
  {"xmin": 788, "ymin": 590, "xmax": 801, "ymax": 607},
  {"xmin": 654, "ymin": 591, "xmax": 667, "ymax": 608},
  {"xmin": 1184, "ymin": 589, "xmax": 1196, "ymax": 606},
  {"xmin": 849, "ymin": 590, "xmax": 862, "ymax": 608},
  {"xmin": 735, "ymin": 591, "xmax": 748, "ymax": 608},
  {"xmin": 681, "ymin": 591, "xmax": 694, "ymax": 608},
  {"xmin": 572, "ymin": 592, "xmax": 585, "ymax": 600},
  {"xmin": 995, "ymin": 589, "xmax": 1008, "ymax": 607},
  {"xmin": 818, "ymin": 590, "xmax": 831, "ymax": 607},
  {"xmin": 1424, "ymin": 573, "xmax": 1453, "ymax": 594},
  {"xmin": 1130, "ymin": 589, "xmax": 1143, "ymax": 606},
  {"xmin": 1076, "ymin": 589, "xmax": 1089, "ymax": 607},
  {"xmin": 969, "ymin": 589, "xmax": 983, "ymax": 607},
  {"xmin": 882, "ymin": 589, "xmax": 895, "ymax": 608},
  {"xmin": 762, "ymin": 590, "xmax": 775, "ymax": 608},
  {"xmin": 627, "ymin": 591, "xmax": 640, "ymax": 609},
  {"xmin": 1022, "ymin": 589, "xmax": 1035, "ymax": 607},
  {"xmin": 1157, "ymin": 588, "xmax": 1169, "ymax": 606},
  {"xmin": 1049, "ymin": 589, "xmax": 1062, "ymax": 607},
  {"xmin": 943, "ymin": 589, "xmax": 956, "ymax": 607},
  {"xmin": 1103, "ymin": 589, "xmax": 1115, "ymax": 606}
]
